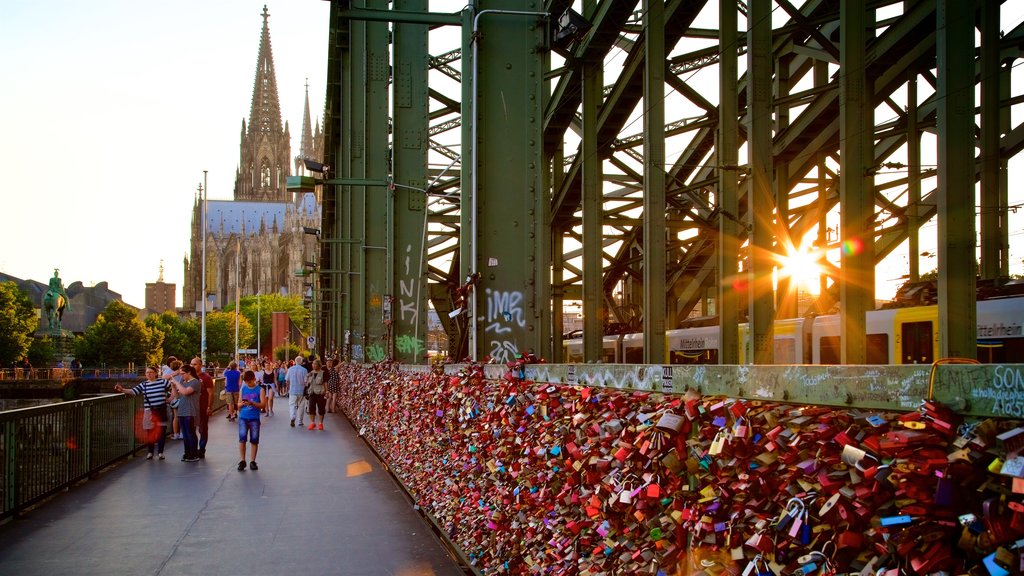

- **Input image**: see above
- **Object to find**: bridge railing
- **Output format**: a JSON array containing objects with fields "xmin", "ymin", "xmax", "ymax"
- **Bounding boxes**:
[
  {"xmin": 0, "ymin": 380, "xmax": 227, "ymax": 521},
  {"xmin": 0, "ymin": 368, "xmax": 149, "ymax": 381}
]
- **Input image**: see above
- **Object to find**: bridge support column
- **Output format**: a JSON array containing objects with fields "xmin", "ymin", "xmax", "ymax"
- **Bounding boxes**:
[{"xmin": 937, "ymin": 0, "xmax": 976, "ymax": 359}]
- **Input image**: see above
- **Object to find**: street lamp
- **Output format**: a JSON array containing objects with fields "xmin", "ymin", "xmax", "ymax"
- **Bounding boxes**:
[{"xmin": 200, "ymin": 170, "xmax": 208, "ymax": 365}]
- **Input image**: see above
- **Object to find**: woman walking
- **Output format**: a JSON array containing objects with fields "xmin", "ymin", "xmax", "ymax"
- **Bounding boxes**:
[
  {"xmin": 113, "ymin": 366, "xmax": 169, "ymax": 460},
  {"xmin": 237, "ymin": 370, "xmax": 267, "ymax": 471},
  {"xmin": 305, "ymin": 360, "xmax": 327, "ymax": 430},
  {"xmin": 260, "ymin": 361, "xmax": 277, "ymax": 416},
  {"xmin": 325, "ymin": 358, "xmax": 341, "ymax": 413}
]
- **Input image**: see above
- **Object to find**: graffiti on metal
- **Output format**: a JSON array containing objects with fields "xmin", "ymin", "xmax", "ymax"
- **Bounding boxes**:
[
  {"xmin": 936, "ymin": 364, "xmax": 1024, "ymax": 418},
  {"xmin": 396, "ymin": 362, "xmax": 1024, "ymax": 417}
]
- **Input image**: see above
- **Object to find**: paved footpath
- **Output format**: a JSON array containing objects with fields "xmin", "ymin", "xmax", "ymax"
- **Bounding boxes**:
[{"xmin": 0, "ymin": 404, "xmax": 467, "ymax": 576}]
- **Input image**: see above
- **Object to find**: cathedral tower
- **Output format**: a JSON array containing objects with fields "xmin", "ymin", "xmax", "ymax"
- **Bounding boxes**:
[{"xmin": 234, "ymin": 5, "xmax": 292, "ymax": 202}]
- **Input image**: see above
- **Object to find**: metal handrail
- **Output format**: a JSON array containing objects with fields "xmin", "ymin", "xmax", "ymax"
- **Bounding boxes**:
[{"xmin": 0, "ymin": 378, "xmax": 226, "ymax": 520}]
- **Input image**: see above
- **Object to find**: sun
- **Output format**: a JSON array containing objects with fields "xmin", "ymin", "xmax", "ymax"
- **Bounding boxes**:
[{"xmin": 778, "ymin": 245, "xmax": 823, "ymax": 295}]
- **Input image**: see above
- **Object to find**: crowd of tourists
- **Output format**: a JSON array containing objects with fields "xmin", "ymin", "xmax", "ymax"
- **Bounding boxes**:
[{"xmin": 112, "ymin": 353, "xmax": 345, "ymax": 471}]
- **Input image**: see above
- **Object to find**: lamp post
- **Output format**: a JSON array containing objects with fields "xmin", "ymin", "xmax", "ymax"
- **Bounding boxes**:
[
  {"xmin": 257, "ymin": 291, "xmax": 261, "ymax": 360},
  {"xmin": 234, "ymin": 237, "xmax": 240, "ymax": 364},
  {"xmin": 201, "ymin": 170, "xmax": 208, "ymax": 365}
]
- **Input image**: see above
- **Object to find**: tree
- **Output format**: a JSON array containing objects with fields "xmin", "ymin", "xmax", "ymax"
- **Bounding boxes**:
[
  {"xmin": 0, "ymin": 281, "xmax": 37, "ymax": 367},
  {"xmin": 228, "ymin": 293, "xmax": 308, "ymax": 353},
  {"xmin": 204, "ymin": 310, "xmax": 254, "ymax": 361},
  {"xmin": 27, "ymin": 337, "xmax": 55, "ymax": 367},
  {"xmin": 144, "ymin": 311, "xmax": 200, "ymax": 361},
  {"xmin": 75, "ymin": 301, "xmax": 163, "ymax": 367}
]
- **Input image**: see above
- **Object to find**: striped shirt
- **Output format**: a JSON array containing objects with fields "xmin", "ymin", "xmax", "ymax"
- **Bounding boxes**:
[{"xmin": 130, "ymin": 378, "xmax": 168, "ymax": 408}]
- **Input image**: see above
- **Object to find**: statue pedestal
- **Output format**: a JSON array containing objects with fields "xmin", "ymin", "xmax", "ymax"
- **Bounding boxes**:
[{"xmin": 49, "ymin": 330, "xmax": 74, "ymax": 363}]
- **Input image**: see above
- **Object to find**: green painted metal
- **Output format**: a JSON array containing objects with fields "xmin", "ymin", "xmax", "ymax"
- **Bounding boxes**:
[
  {"xmin": 362, "ymin": 0, "xmax": 391, "ymax": 363},
  {"xmin": 391, "ymin": 0, "xmax": 430, "ymax": 364},
  {"xmin": 286, "ymin": 175, "xmax": 318, "ymax": 193},
  {"xmin": 980, "ymin": 1, "xmax": 1002, "ymax": 281},
  {"xmin": 838, "ymin": 0, "xmax": 873, "ymax": 364},
  {"xmin": 907, "ymin": 72, "xmax": 920, "ymax": 282},
  {"xmin": 465, "ymin": 2, "xmax": 548, "ymax": 364},
  {"xmin": 717, "ymin": 0, "xmax": 739, "ymax": 365},
  {"xmin": 936, "ymin": 0, "xmax": 976, "ymax": 359},
  {"xmin": 748, "ymin": 0, "xmax": 774, "ymax": 364},
  {"xmin": 582, "ymin": 59, "xmax": 602, "ymax": 363},
  {"xmin": 643, "ymin": 0, "xmax": 666, "ymax": 364},
  {"xmin": 337, "ymin": 7, "xmax": 461, "ymax": 26},
  {"xmin": 453, "ymin": 363, "xmax": 1022, "ymax": 419}
]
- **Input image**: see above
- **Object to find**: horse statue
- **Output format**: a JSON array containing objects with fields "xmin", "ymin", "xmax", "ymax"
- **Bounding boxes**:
[{"xmin": 43, "ymin": 269, "xmax": 70, "ymax": 331}]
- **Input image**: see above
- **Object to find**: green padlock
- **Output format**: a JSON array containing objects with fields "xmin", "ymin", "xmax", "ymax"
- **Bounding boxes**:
[{"xmin": 650, "ymin": 527, "xmax": 663, "ymax": 540}]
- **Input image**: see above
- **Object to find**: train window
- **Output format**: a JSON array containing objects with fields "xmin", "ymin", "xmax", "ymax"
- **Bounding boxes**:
[
  {"xmin": 901, "ymin": 321, "xmax": 934, "ymax": 364},
  {"xmin": 670, "ymin": 349, "xmax": 718, "ymax": 364},
  {"xmin": 866, "ymin": 334, "xmax": 889, "ymax": 364},
  {"xmin": 774, "ymin": 339, "xmax": 796, "ymax": 364},
  {"xmin": 624, "ymin": 346, "xmax": 644, "ymax": 363},
  {"xmin": 819, "ymin": 336, "xmax": 840, "ymax": 365}
]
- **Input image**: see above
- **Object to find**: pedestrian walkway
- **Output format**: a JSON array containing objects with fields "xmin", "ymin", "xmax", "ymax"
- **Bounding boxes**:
[{"xmin": 0, "ymin": 405, "xmax": 467, "ymax": 576}]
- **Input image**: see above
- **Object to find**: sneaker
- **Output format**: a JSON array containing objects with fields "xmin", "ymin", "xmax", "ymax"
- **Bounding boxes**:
[
  {"xmin": 146, "ymin": 453, "xmax": 153, "ymax": 460},
  {"xmin": 308, "ymin": 422, "xmax": 316, "ymax": 430},
  {"xmin": 318, "ymin": 423, "xmax": 324, "ymax": 430},
  {"xmin": 249, "ymin": 461, "xmax": 259, "ymax": 471},
  {"xmin": 237, "ymin": 460, "xmax": 246, "ymax": 471},
  {"xmin": 158, "ymin": 453, "xmax": 165, "ymax": 460},
  {"xmin": 198, "ymin": 448, "xmax": 206, "ymax": 459},
  {"xmin": 226, "ymin": 414, "xmax": 232, "ymax": 420},
  {"xmin": 290, "ymin": 419, "xmax": 295, "ymax": 427},
  {"xmin": 184, "ymin": 457, "xmax": 200, "ymax": 463}
]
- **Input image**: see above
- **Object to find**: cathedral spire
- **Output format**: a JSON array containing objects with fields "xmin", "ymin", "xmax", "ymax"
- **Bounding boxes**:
[
  {"xmin": 300, "ymin": 79, "xmax": 314, "ymax": 160},
  {"xmin": 234, "ymin": 4, "xmax": 291, "ymax": 202}
]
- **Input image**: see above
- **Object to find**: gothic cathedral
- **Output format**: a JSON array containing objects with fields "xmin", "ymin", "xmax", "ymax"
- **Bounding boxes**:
[{"xmin": 183, "ymin": 6, "xmax": 323, "ymax": 312}]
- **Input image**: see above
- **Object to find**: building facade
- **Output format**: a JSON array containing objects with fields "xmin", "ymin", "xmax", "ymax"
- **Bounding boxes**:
[{"xmin": 183, "ymin": 6, "xmax": 323, "ymax": 312}]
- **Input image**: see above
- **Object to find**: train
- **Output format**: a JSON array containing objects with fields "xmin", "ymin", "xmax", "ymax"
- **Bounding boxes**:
[{"xmin": 562, "ymin": 296, "xmax": 1024, "ymax": 365}]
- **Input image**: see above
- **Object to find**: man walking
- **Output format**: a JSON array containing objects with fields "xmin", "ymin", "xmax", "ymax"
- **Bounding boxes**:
[
  {"xmin": 193, "ymin": 357, "xmax": 215, "ymax": 458},
  {"xmin": 286, "ymin": 356, "xmax": 308, "ymax": 428}
]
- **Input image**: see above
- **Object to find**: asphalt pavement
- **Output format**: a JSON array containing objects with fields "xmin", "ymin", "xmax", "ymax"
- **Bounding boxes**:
[{"xmin": 0, "ymin": 401, "xmax": 467, "ymax": 576}]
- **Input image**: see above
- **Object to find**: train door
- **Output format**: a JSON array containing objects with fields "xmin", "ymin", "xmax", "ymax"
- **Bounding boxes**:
[{"xmin": 900, "ymin": 321, "xmax": 934, "ymax": 364}]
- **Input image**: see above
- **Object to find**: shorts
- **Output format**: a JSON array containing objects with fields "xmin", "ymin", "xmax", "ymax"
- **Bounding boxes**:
[
  {"xmin": 307, "ymin": 393, "xmax": 327, "ymax": 416},
  {"xmin": 223, "ymin": 391, "xmax": 238, "ymax": 405},
  {"xmin": 262, "ymin": 383, "xmax": 275, "ymax": 397},
  {"xmin": 238, "ymin": 418, "xmax": 261, "ymax": 444}
]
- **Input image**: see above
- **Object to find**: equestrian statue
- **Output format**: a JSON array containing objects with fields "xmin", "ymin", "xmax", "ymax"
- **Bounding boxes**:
[{"xmin": 43, "ymin": 269, "xmax": 71, "ymax": 331}]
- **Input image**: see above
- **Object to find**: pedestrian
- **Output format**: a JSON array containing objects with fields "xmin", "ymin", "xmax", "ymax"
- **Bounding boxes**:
[
  {"xmin": 236, "ymin": 370, "xmax": 266, "ymax": 471},
  {"xmin": 162, "ymin": 358, "xmax": 183, "ymax": 439},
  {"xmin": 259, "ymin": 361, "xmax": 276, "ymax": 416},
  {"xmin": 223, "ymin": 361, "xmax": 241, "ymax": 421},
  {"xmin": 169, "ymin": 364, "xmax": 201, "ymax": 462},
  {"xmin": 276, "ymin": 360, "xmax": 287, "ymax": 396},
  {"xmin": 325, "ymin": 358, "xmax": 341, "ymax": 413},
  {"xmin": 305, "ymin": 360, "xmax": 327, "ymax": 430},
  {"xmin": 113, "ymin": 365, "xmax": 169, "ymax": 460},
  {"xmin": 286, "ymin": 356, "xmax": 308, "ymax": 428},
  {"xmin": 192, "ymin": 357, "xmax": 215, "ymax": 458}
]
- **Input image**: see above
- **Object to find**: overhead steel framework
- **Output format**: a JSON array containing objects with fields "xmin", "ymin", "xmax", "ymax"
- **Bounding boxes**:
[{"xmin": 310, "ymin": 0, "xmax": 1024, "ymax": 365}]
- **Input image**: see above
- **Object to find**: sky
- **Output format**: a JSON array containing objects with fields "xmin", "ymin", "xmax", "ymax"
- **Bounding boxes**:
[
  {"xmin": 0, "ymin": 1, "xmax": 331, "ymax": 308},
  {"xmin": 1, "ymin": 1, "xmax": 1021, "ymax": 310}
]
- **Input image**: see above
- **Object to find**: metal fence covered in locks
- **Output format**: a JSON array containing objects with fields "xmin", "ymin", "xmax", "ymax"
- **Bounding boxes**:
[{"xmin": 336, "ymin": 362, "xmax": 1024, "ymax": 575}]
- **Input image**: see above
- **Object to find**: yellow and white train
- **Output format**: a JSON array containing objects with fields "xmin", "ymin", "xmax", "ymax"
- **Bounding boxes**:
[{"xmin": 563, "ymin": 296, "xmax": 1024, "ymax": 365}]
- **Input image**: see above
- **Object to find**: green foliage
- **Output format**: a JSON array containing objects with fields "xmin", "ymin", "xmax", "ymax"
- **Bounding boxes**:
[
  {"xmin": 74, "ymin": 301, "xmax": 163, "ymax": 366},
  {"xmin": 226, "ymin": 293, "xmax": 308, "ymax": 351},
  {"xmin": 204, "ymin": 310, "xmax": 255, "ymax": 358},
  {"xmin": 0, "ymin": 281, "xmax": 37, "ymax": 367},
  {"xmin": 274, "ymin": 343, "xmax": 301, "ymax": 361},
  {"xmin": 27, "ymin": 337, "xmax": 55, "ymax": 366},
  {"xmin": 144, "ymin": 311, "xmax": 200, "ymax": 361}
]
